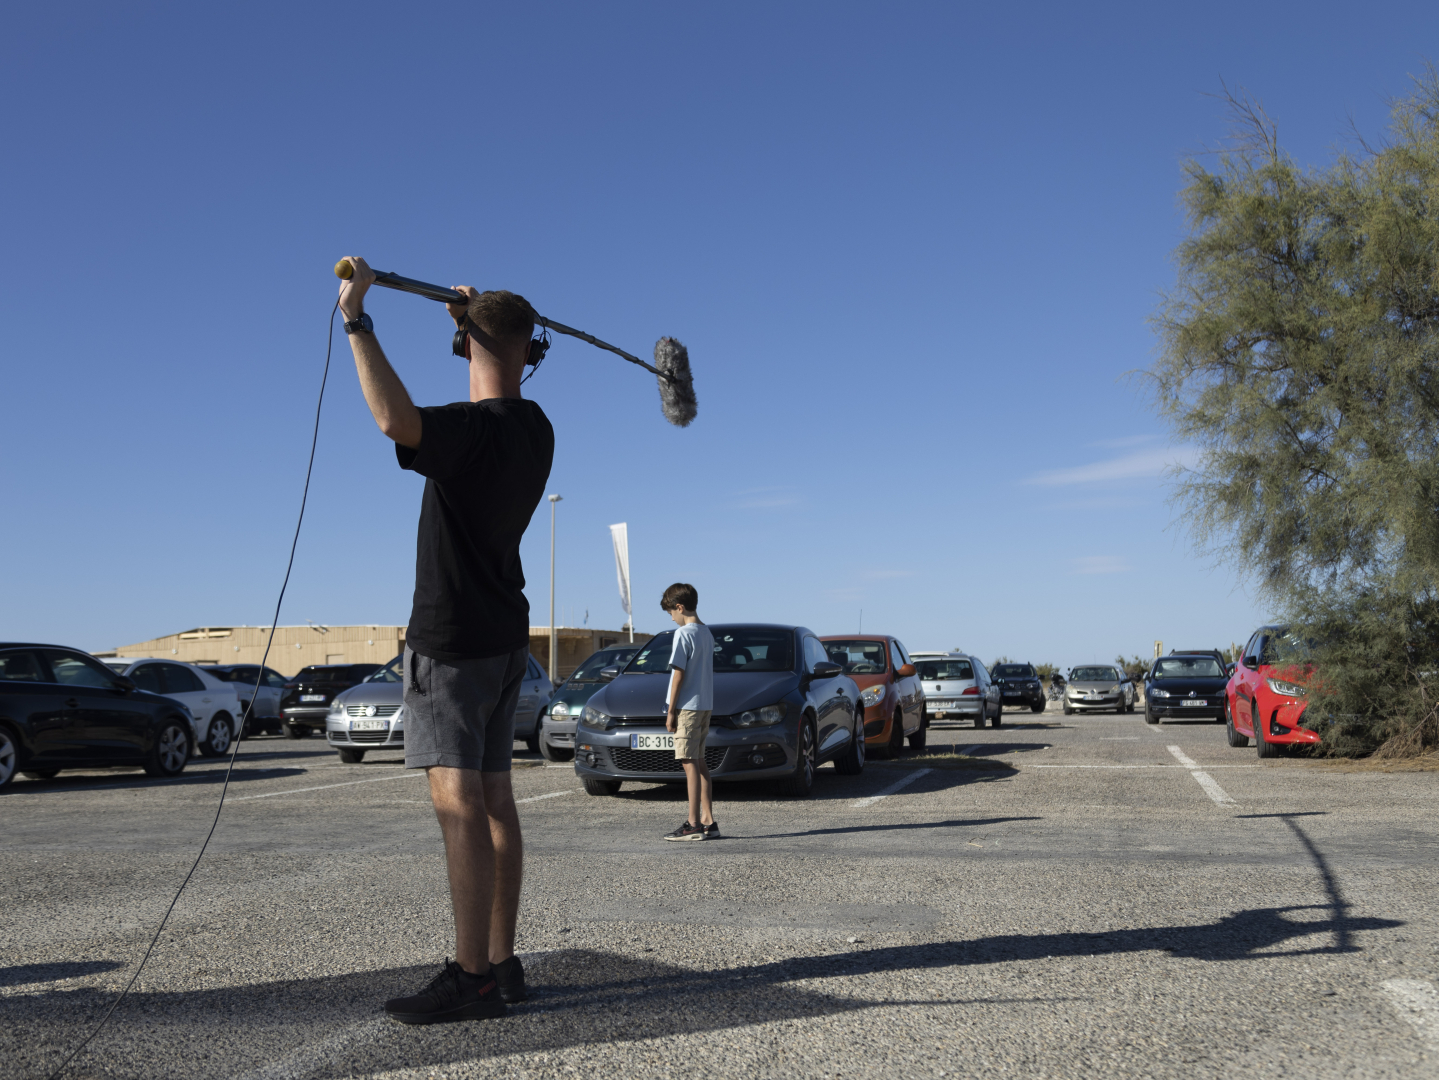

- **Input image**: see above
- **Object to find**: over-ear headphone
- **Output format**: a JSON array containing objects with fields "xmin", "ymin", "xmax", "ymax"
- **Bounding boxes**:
[{"xmin": 451, "ymin": 318, "xmax": 551, "ymax": 369}]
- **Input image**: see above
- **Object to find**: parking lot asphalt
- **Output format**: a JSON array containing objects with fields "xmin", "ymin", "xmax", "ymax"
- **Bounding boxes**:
[{"xmin": 4, "ymin": 706, "xmax": 1438, "ymax": 1080}]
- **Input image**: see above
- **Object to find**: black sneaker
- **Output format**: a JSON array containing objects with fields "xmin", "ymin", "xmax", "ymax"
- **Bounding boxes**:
[
  {"xmin": 664, "ymin": 820, "xmax": 706, "ymax": 841},
  {"xmin": 493, "ymin": 954, "xmax": 528, "ymax": 1003},
  {"xmin": 383, "ymin": 959, "xmax": 507, "ymax": 1024},
  {"xmin": 701, "ymin": 820, "xmax": 720, "ymax": 839}
]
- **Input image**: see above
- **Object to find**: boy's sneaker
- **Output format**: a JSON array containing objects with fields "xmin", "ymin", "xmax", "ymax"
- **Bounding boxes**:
[
  {"xmin": 493, "ymin": 954, "xmax": 528, "ymax": 1003},
  {"xmin": 383, "ymin": 959, "xmax": 507, "ymax": 1024},
  {"xmin": 664, "ymin": 820, "xmax": 706, "ymax": 841},
  {"xmin": 701, "ymin": 820, "xmax": 720, "ymax": 839}
]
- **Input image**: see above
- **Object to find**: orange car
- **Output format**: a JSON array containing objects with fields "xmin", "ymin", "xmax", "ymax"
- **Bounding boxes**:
[{"xmin": 820, "ymin": 635, "xmax": 925, "ymax": 756}]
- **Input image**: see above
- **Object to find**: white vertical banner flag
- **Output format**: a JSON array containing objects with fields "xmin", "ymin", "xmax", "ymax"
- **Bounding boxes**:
[{"xmin": 609, "ymin": 523, "xmax": 632, "ymax": 631}]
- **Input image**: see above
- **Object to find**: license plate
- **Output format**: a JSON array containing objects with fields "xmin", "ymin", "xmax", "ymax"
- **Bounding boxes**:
[
  {"xmin": 1181, "ymin": 699, "xmax": 1208, "ymax": 707},
  {"xmin": 630, "ymin": 732, "xmax": 675, "ymax": 750},
  {"xmin": 351, "ymin": 719, "xmax": 387, "ymax": 731},
  {"xmin": 301, "ymin": 694, "xmax": 326, "ymax": 702}
]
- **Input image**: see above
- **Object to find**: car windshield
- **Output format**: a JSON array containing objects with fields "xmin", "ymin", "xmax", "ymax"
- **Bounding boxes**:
[
  {"xmin": 1152, "ymin": 657, "xmax": 1224, "ymax": 679},
  {"xmin": 570, "ymin": 648, "xmax": 640, "ymax": 682},
  {"xmin": 822, "ymin": 639, "xmax": 888, "ymax": 674},
  {"xmin": 366, "ymin": 657, "xmax": 402, "ymax": 683},
  {"xmin": 916, "ymin": 659, "xmax": 974, "ymax": 680},
  {"xmin": 295, "ymin": 666, "xmax": 347, "ymax": 681},
  {"xmin": 628, "ymin": 632, "xmax": 676, "ymax": 673},
  {"xmin": 994, "ymin": 664, "xmax": 1033, "ymax": 678},
  {"xmin": 1072, "ymin": 666, "xmax": 1120, "ymax": 682}
]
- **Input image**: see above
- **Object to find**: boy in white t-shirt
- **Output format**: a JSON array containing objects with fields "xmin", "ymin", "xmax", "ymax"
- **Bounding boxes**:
[{"xmin": 660, "ymin": 583, "xmax": 716, "ymax": 841}]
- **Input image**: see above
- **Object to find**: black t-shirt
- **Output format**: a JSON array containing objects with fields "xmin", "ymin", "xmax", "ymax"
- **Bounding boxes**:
[{"xmin": 396, "ymin": 398, "xmax": 554, "ymax": 661}]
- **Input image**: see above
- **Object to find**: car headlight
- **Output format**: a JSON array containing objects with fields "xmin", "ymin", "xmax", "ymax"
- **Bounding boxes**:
[
  {"xmin": 550, "ymin": 701, "xmax": 569, "ymax": 717},
  {"xmin": 329, "ymin": 699, "xmax": 344, "ymax": 716},
  {"xmin": 392, "ymin": 705, "xmax": 405, "ymax": 728},
  {"xmin": 1150, "ymin": 688, "xmax": 1170, "ymax": 699},
  {"xmin": 859, "ymin": 685, "xmax": 885, "ymax": 707},
  {"xmin": 581, "ymin": 703, "xmax": 612, "ymax": 729},
  {"xmin": 1266, "ymin": 677, "xmax": 1307, "ymax": 698},
  {"xmin": 733, "ymin": 702, "xmax": 787, "ymax": 728}
]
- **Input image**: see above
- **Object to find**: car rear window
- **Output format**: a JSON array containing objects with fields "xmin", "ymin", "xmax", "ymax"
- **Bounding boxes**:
[{"xmin": 917, "ymin": 659, "xmax": 974, "ymax": 680}]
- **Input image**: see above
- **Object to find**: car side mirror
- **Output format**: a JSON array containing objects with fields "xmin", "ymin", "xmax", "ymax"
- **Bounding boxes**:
[
  {"xmin": 810, "ymin": 661, "xmax": 843, "ymax": 679},
  {"xmin": 598, "ymin": 666, "xmax": 621, "ymax": 682},
  {"xmin": 1243, "ymin": 657, "xmax": 1258, "ymax": 671},
  {"xmin": 113, "ymin": 674, "xmax": 136, "ymax": 693},
  {"xmin": 897, "ymin": 663, "xmax": 916, "ymax": 678}
]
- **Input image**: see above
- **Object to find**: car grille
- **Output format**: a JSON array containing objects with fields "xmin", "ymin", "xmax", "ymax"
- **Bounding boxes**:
[
  {"xmin": 609, "ymin": 746, "xmax": 727, "ymax": 773},
  {"xmin": 350, "ymin": 731, "xmax": 403, "ymax": 745},
  {"xmin": 345, "ymin": 705, "xmax": 400, "ymax": 717}
]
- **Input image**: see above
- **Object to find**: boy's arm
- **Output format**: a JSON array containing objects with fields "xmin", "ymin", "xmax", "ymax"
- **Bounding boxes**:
[{"xmin": 666, "ymin": 666, "xmax": 684, "ymax": 731}]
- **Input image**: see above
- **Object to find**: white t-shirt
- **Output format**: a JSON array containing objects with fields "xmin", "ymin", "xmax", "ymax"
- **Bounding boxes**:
[{"xmin": 667, "ymin": 622, "xmax": 714, "ymax": 711}]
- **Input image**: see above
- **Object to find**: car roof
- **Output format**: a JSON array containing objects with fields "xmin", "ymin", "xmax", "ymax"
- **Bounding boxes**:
[{"xmin": 819, "ymin": 634, "xmax": 893, "ymax": 641}]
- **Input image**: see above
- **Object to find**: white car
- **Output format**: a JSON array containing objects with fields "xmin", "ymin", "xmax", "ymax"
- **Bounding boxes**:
[
  {"xmin": 909, "ymin": 652, "xmax": 1001, "ymax": 728},
  {"xmin": 103, "ymin": 658, "xmax": 242, "ymax": 756}
]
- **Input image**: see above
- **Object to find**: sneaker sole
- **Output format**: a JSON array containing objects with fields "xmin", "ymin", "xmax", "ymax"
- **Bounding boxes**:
[
  {"xmin": 664, "ymin": 833, "xmax": 707, "ymax": 842},
  {"xmin": 498, "ymin": 987, "xmax": 528, "ymax": 1003},
  {"xmin": 384, "ymin": 999, "xmax": 507, "ymax": 1025}
]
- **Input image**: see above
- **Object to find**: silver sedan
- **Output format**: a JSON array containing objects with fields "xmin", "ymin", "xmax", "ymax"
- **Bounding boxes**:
[{"xmin": 1062, "ymin": 665, "xmax": 1136, "ymax": 714}]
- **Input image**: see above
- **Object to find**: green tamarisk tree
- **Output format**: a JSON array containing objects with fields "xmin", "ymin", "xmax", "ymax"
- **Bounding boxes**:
[{"xmin": 1150, "ymin": 72, "xmax": 1439, "ymax": 756}]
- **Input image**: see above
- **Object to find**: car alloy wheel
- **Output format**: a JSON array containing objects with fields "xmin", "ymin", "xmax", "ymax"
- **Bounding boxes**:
[
  {"xmin": 834, "ymin": 709, "xmax": 866, "ymax": 775},
  {"xmin": 0, "ymin": 728, "xmax": 16, "ymax": 789},
  {"xmin": 1255, "ymin": 704, "xmax": 1281, "ymax": 759},
  {"xmin": 203, "ymin": 714, "xmax": 233, "ymax": 757},
  {"xmin": 1225, "ymin": 697, "xmax": 1249, "ymax": 747},
  {"xmin": 887, "ymin": 709, "xmax": 905, "ymax": 757},
  {"xmin": 144, "ymin": 722, "xmax": 190, "ymax": 778},
  {"xmin": 780, "ymin": 719, "xmax": 816, "ymax": 797}
]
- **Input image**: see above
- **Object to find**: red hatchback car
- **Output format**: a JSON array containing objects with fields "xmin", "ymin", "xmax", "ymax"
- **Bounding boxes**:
[
  {"xmin": 1226, "ymin": 624, "xmax": 1320, "ymax": 757},
  {"xmin": 820, "ymin": 635, "xmax": 925, "ymax": 756}
]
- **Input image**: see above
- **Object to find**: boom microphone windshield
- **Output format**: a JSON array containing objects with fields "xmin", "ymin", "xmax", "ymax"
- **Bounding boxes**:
[{"xmin": 335, "ymin": 259, "xmax": 697, "ymax": 427}]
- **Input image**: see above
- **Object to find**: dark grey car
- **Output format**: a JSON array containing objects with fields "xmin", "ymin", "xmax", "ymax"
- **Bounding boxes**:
[{"xmin": 573, "ymin": 624, "xmax": 866, "ymax": 798}]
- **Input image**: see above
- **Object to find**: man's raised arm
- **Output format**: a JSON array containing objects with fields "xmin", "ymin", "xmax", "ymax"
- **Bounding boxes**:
[{"xmin": 338, "ymin": 255, "xmax": 423, "ymax": 449}]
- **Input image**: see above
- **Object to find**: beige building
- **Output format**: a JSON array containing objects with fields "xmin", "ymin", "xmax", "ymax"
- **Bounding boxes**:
[{"xmin": 100, "ymin": 624, "xmax": 648, "ymax": 680}]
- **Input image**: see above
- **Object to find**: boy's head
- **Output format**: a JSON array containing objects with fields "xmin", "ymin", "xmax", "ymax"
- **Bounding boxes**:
[{"xmin": 660, "ymin": 582, "xmax": 698, "ymax": 620}]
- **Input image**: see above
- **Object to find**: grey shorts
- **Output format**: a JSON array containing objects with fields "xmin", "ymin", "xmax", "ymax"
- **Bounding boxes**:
[{"xmin": 403, "ymin": 646, "xmax": 527, "ymax": 772}]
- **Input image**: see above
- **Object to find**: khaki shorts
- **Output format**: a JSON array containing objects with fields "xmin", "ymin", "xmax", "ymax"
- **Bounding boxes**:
[{"xmin": 672, "ymin": 709, "xmax": 712, "ymax": 761}]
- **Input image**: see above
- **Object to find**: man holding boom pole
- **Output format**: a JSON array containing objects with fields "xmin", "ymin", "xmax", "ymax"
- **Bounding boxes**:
[{"xmin": 338, "ymin": 256, "xmax": 554, "ymax": 1023}]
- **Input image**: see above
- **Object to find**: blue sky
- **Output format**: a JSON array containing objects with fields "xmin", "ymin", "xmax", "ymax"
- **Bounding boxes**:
[{"xmin": 3, "ymin": 2, "xmax": 1435, "ymax": 668}]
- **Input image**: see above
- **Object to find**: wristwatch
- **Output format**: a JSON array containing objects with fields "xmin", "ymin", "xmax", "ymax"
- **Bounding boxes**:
[{"xmin": 343, "ymin": 312, "xmax": 373, "ymax": 335}]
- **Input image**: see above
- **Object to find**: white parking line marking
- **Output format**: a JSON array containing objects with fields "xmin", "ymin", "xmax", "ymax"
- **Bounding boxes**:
[
  {"xmin": 515, "ymin": 789, "xmax": 576, "ymax": 805},
  {"xmin": 229, "ymin": 772, "xmax": 425, "ymax": 801},
  {"xmin": 235, "ymin": 1018, "xmax": 389, "ymax": 1080},
  {"xmin": 852, "ymin": 769, "xmax": 932, "ymax": 808},
  {"xmin": 1029, "ymin": 765, "xmax": 1260, "ymax": 769},
  {"xmin": 1380, "ymin": 979, "xmax": 1439, "ymax": 1048},
  {"xmin": 959, "ymin": 745, "xmax": 984, "ymax": 757},
  {"xmin": 1167, "ymin": 745, "xmax": 1236, "ymax": 804}
]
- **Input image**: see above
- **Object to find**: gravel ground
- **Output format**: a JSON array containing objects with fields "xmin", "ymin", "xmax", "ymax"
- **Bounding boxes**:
[{"xmin": 3, "ymin": 705, "xmax": 1437, "ymax": 1079}]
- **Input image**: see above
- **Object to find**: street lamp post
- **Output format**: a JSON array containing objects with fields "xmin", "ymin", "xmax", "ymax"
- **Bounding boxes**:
[{"xmin": 548, "ymin": 494, "xmax": 563, "ymax": 684}]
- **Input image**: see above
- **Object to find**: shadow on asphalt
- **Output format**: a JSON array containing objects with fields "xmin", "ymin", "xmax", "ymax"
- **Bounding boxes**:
[
  {"xmin": 14, "ymin": 897, "xmax": 1402, "ymax": 1079},
  {"xmin": 742, "ymin": 815, "xmax": 1042, "ymax": 840},
  {"xmin": 606, "ymin": 762, "xmax": 1019, "ymax": 805},
  {"xmin": 7, "ymin": 766, "xmax": 309, "ymax": 795},
  {"xmin": 0, "ymin": 960, "xmax": 124, "ymax": 988}
]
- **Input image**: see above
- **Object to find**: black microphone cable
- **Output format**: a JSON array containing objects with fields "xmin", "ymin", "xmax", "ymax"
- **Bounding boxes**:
[{"xmin": 44, "ymin": 298, "xmax": 341, "ymax": 1080}]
